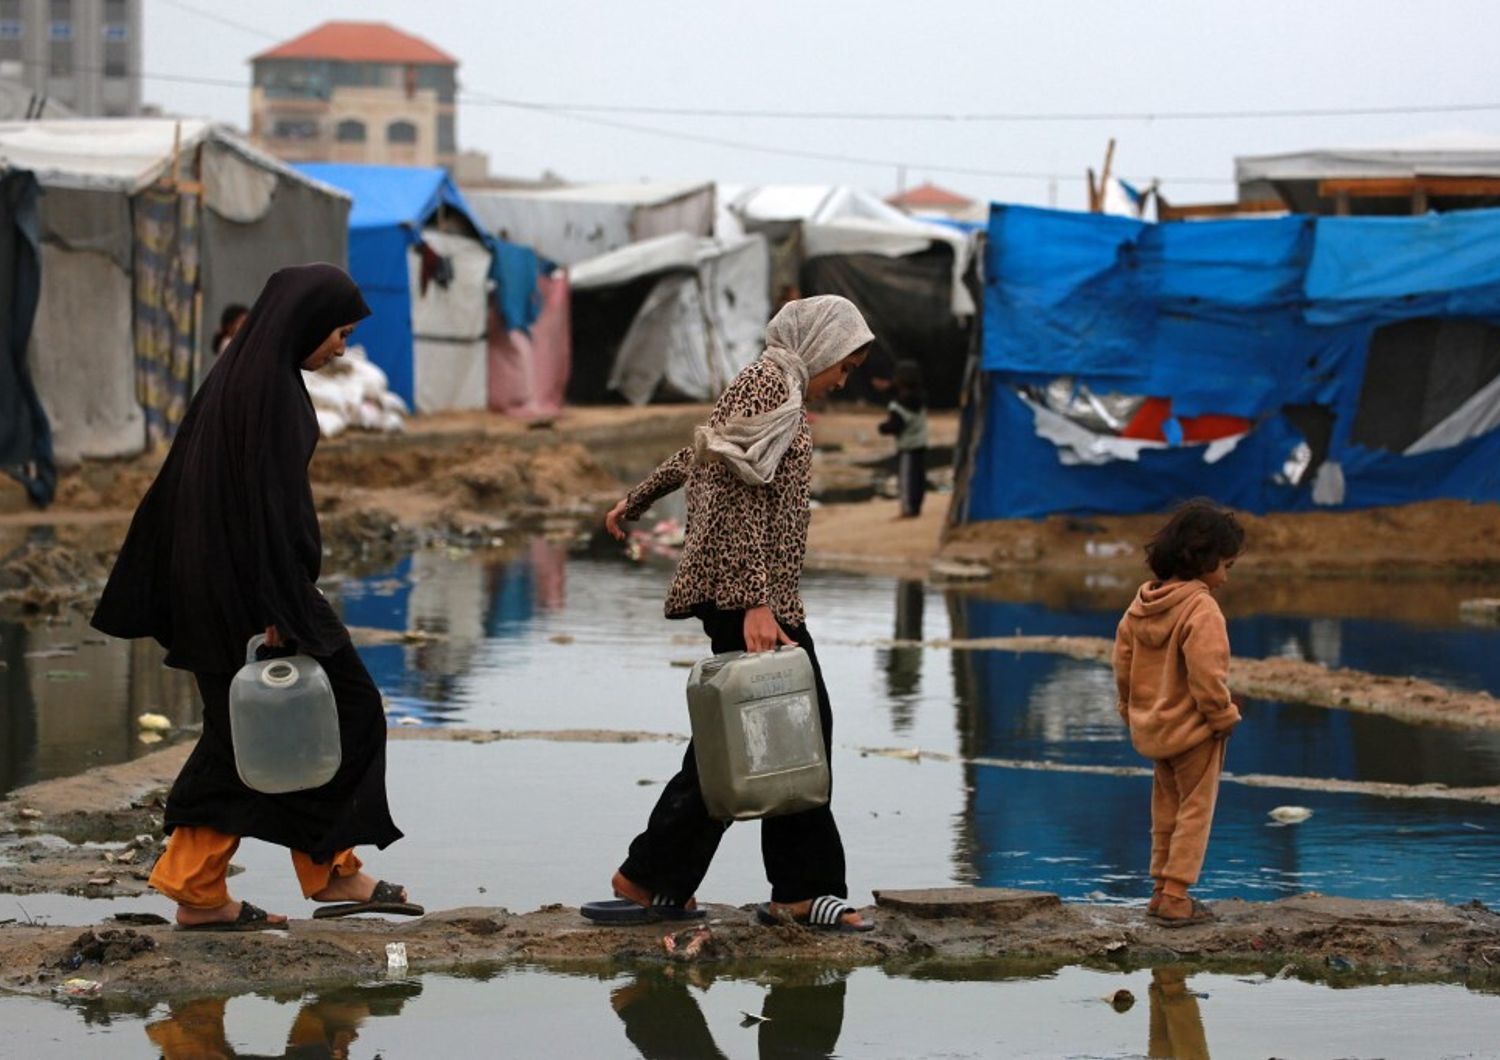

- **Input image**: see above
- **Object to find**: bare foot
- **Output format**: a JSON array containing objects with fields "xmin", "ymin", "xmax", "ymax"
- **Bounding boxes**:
[
  {"xmin": 768, "ymin": 898, "xmax": 867, "ymax": 930},
  {"xmin": 175, "ymin": 899, "xmax": 287, "ymax": 928},
  {"xmin": 610, "ymin": 870, "xmax": 697, "ymax": 911},
  {"xmin": 310, "ymin": 870, "xmax": 406, "ymax": 904}
]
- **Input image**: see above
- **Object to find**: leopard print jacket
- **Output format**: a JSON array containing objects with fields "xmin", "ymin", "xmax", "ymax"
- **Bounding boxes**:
[{"xmin": 623, "ymin": 359, "xmax": 811, "ymax": 626}]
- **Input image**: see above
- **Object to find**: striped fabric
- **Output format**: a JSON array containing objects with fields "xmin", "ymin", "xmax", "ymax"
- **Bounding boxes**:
[{"xmin": 808, "ymin": 895, "xmax": 853, "ymax": 927}]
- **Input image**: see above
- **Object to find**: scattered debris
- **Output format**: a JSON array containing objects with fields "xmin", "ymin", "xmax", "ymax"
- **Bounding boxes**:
[
  {"xmin": 60, "ymin": 928, "xmax": 156, "ymax": 968},
  {"xmin": 17, "ymin": 808, "xmax": 41, "ymax": 820},
  {"xmin": 739, "ymin": 1011, "xmax": 771, "ymax": 1027},
  {"xmin": 135, "ymin": 713, "xmax": 172, "ymax": 733},
  {"xmin": 385, "ymin": 942, "xmax": 408, "ymax": 974},
  {"xmin": 662, "ymin": 925, "xmax": 715, "ymax": 961},
  {"xmin": 1108, "ymin": 988, "xmax": 1136, "ymax": 1012},
  {"xmin": 55, "ymin": 978, "xmax": 100, "ymax": 998},
  {"xmin": 1269, "ymin": 806, "xmax": 1314, "ymax": 824}
]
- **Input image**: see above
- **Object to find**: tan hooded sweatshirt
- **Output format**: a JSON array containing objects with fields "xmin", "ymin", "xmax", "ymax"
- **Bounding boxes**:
[{"xmin": 1113, "ymin": 579, "xmax": 1240, "ymax": 760}]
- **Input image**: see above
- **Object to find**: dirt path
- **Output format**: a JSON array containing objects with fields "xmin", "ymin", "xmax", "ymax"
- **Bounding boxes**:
[{"xmin": 1, "ymin": 889, "xmax": 1496, "ymax": 1001}]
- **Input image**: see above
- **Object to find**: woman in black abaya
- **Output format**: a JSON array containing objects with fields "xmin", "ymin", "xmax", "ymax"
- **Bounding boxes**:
[{"xmin": 93, "ymin": 263, "xmax": 417, "ymax": 930}]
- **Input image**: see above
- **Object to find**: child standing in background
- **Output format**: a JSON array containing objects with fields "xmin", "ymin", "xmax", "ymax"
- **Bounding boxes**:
[
  {"xmin": 1113, "ymin": 499, "xmax": 1245, "ymax": 927},
  {"xmin": 878, "ymin": 360, "xmax": 929, "ymax": 518}
]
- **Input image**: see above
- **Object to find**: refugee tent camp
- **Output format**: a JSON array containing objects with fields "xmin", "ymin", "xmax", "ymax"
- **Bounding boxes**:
[
  {"xmin": 720, "ymin": 183, "xmax": 978, "ymax": 406},
  {"xmin": 0, "ymin": 119, "xmax": 349, "ymax": 466},
  {"xmin": 465, "ymin": 181, "xmax": 715, "ymax": 267},
  {"xmin": 297, "ymin": 163, "xmax": 495, "ymax": 414},
  {"xmin": 951, "ymin": 203, "xmax": 1500, "ymax": 522},
  {"xmin": 568, "ymin": 231, "xmax": 769, "ymax": 405}
]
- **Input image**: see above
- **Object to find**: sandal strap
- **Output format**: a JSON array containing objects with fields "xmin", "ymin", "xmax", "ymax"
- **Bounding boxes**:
[
  {"xmin": 808, "ymin": 895, "xmax": 853, "ymax": 927},
  {"xmin": 237, "ymin": 901, "xmax": 269, "ymax": 925},
  {"xmin": 651, "ymin": 893, "xmax": 689, "ymax": 910},
  {"xmin": 370, "ymin": 880, "xmax": 407, "ymax": 904}
]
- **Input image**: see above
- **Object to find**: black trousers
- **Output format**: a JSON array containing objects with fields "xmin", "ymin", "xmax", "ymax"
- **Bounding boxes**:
[
  {"xmin": 897, "ymin": 448, "xmax": 927, "ymax": 517},
  {"xmin": 619, "ymin": 607, "xmax": 848, "ymax": 904}
]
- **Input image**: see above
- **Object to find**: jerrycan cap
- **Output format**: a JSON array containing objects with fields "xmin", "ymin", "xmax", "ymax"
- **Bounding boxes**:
[{"xmin": 259, "ymin": 660, "xmax": 300, "ymax": 689}]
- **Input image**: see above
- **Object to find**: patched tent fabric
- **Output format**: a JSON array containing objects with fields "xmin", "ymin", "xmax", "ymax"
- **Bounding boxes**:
[
  {"xmin": 487, "ymin": 270, "xmax": 571, "ymax": 418},
  {"xmin": 957, "ymin": 203, "xmax": 1500, "ymax": 521},
  {"xmin": 297, "ymin": 163, "xmax": 494, "ymax": 412},
  {"xmin": 0, "ymin": 120, "xmax": 350, "ymax": 466},
  {"xmin": 568, "ymin": 232, "xmax": 769, "ymax": 406}
]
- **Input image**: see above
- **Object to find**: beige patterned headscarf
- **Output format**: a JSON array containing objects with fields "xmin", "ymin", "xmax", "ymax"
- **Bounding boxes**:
[{"xmin": 694, "ymin": 295, "xmax": 874, "ymax": 485}]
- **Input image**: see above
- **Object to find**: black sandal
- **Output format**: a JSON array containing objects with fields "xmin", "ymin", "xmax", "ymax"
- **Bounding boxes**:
[
  {"xmin": 177, "ymin": 900, "xmax": 286, "ymax": 933},
  {"xmin": 756, "ymin": 896, "xmax": 875, "ymax": 934},
  {"xmin": 312, "ymin": 880, "xmax": 425, "ymax": 920}
]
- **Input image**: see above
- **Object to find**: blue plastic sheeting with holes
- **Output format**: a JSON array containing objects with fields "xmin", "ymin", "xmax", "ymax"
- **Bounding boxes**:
[{"xmin": 966, "ymin": 204, "xmax": 1500, "ymax": 520}]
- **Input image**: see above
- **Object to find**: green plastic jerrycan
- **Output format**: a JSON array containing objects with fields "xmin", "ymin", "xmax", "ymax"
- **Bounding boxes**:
[
  {"xmin": 687, "ymin": 645, "xmax": 830, "ymax": 821},
  {"xmin": 228, "ymin": 635, "xmax": 341, "ymax": 794}
]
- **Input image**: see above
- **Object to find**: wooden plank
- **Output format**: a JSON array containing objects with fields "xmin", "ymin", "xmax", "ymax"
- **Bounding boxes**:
[
  {"xmin": 1318, "ymin": 176, "xmax": 1500, "ymax": 199},
  {"xmin": 1157, "ymin": 199, "xmax": 1284, "ymax": 221}
]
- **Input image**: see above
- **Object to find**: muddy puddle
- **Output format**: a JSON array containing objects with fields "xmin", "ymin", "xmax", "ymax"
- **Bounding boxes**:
[
  {"xmin": 7, "ymin": 543, "xmax": 1500, "ymax": 924},
  {"xmin": 1, "ymin": 961, "xmax": 1496, "ymax": 1058}
]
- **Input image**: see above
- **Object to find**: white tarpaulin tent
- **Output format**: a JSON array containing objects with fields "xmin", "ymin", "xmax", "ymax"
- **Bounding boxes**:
[
  {"xmin": 720, "ymin": 182, "xmax": 976, "ymax": 316},
  {"xmin": 410, "ymin": 229, "xmax": 491, "ymax": 413},
  {"xmin": 571, "ymin": 232, "xmax": 769, "ymax": 405},
  {"xmin": 466, "ymin": 181, "xmax": 714, "ymax": 267},
  {"xmin": 0, "ymin": 119, "xmax": 349, "ymax": 464}
]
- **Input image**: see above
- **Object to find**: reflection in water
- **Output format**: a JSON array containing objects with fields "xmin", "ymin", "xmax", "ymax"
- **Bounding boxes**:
[
  {"xmin": 611, "ymin": 966, "xmax": 848, "ymax": 1060},
  {"xmin": 1148, "ymin": 967, "xmax": 1211, "ymax": 1060},
  {"xmin": 0, "ymin": 615, "xmax": 198, "ymax": 796},
  {"xmin": 879, "ymin": 579, "xmax": 925, "ymax": 731},
  {"xmin": 143, "ymin": 982, "xmax": 421, "ymax": 1059}
]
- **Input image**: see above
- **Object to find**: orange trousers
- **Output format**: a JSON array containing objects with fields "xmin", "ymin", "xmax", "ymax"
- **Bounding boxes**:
[
  {"xmin": 148, "ymin": 825, "xmax": 361, "ymax": 908},
  {"xmin": 1150, "ymin": 737, "xmax": 1226, "ymax": 897}
]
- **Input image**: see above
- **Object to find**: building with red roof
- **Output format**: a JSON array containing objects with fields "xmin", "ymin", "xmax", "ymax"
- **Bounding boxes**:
[
  {"xmin": 886, "ymin": 181, "xmax": 985, "ymax": 221},
  {"xmin": 250, "ymin": 21, "xmax": 461, "ymax": 171}
]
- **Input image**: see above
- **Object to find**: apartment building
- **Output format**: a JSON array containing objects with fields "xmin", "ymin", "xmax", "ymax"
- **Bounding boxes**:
[
  {"xmin": 0, "ymin": 0, "xmax": 141, "ymax": 117},
  {"xmin": 250, "ymin": 21, "xmax": 458, "ymax": 170}
]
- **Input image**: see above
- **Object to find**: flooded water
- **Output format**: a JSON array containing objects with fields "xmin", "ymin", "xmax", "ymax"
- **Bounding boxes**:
[
  {"xmin": 0, "ymin": 962, "xmax": 1496, "ymax": 1058},
  {"xmin": 5, "ymin": 542, "xmax": 1500, "ymax": 1053},
  {"xmin": 6, "ymin": 543, "xmax": 1500, "ymax": 916}
]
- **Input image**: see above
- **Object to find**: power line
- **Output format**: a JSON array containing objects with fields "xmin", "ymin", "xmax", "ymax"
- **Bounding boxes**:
[
  {"xmin": 453, "ymin": 95, "xmax": 1500, "ymax": 125},
  {"xmin": 459, "ymin": 88, "xmax": 1229, "ymax": 186},
  {"xmin": 155, "ymin": 0, "xmax": 281, "ymax": 42}
]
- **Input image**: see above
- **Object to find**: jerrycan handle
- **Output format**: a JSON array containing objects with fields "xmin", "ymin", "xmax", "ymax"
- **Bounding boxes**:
[{"xmin": 246, "ymin": 634, "xmax": 268, "ymax": 665}]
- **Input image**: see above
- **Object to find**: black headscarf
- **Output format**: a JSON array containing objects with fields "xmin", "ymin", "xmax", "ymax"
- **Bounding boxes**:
[{"xmin": 93, "ymin": 263, "xmax": 371, "ymax": 673}]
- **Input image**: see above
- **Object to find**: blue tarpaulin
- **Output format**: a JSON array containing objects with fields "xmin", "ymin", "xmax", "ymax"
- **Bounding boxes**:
[
  {"xmin": 294, "ymin": 164, "xmax": 495, "ymax": 406},
  {"xmin": 966, "ymin": 204, "xmax": 1500, "ymax": 520}
]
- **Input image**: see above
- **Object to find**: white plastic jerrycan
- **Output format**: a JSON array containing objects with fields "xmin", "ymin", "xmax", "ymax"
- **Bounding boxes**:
[
  {"xmin": 686, "ymin": 646, "xmax": 830, "ymax": 821},
  {"xmin": 228, "ymin": 635, "xmax": 341, "ymax": 794}
]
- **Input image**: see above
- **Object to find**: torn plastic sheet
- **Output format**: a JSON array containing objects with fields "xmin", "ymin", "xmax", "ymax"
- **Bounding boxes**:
[
  {"xmin": 1040, "ymin": 378, "xmax": 1145, "ymax": 434},
  {"xmin": 1023, "ymin": 393, "xmax": 1246, "ymax": 467},
  {"xmin": 1404, "ymin": 370, "xmax": 1500, "ymax": 455}
]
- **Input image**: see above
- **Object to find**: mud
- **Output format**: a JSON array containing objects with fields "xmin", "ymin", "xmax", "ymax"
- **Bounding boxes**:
[
  {"xmin": 939, "ymin": 499, "xmax": 1500, "ymax": 577},
  {"xmin": 0, "ymin": 890, "xmax": 1496, "ymax": 1001},
  {"xmin": 870, "ymin": 634, "xmax": 1500, "ymax": 731}
]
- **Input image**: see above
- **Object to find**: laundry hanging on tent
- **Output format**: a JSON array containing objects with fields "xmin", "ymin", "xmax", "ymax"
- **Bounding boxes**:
[
  {"xmin": 489, "ymin": 239, "xmax": 542, "ymax": 334},
  {"xmin": 0, "ymin": 170, "xmax": 52, "ymax": 505},
  {"xmin": 132, "ymin": 186, "xmax": 200, "ymax": 446}
]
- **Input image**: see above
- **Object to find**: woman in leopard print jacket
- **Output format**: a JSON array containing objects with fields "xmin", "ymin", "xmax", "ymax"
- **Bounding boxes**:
[{"xmin": 585, "ymin": 296, "xmax": 876, "ymax": 933}]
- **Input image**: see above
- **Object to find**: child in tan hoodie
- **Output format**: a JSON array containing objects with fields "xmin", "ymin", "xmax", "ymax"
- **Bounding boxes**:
[{"xmin": 1113, "ymin": 499, "xmax": 1245, "ymax": 926}]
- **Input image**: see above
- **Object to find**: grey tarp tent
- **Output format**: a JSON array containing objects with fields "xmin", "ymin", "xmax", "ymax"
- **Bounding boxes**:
[
  {"xmin": 466, "ymin": 181, "xmax": 714, "ymax": 267},
  {"xmin": 569, "ymin": 232, "xmax": 769, "ymax": 405},
  {"xmin": 0, "ymin": 119, "xmax": 349, "ymax": 463}
]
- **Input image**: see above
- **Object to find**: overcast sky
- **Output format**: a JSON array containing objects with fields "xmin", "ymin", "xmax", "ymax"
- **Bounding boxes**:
[{"xmin": 145, "ymin": 0, "xmax": 1500, "ymax": 209}]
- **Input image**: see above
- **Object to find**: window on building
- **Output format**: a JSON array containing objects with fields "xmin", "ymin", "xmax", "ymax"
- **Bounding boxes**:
[
  {"xmin": 104, "ymin": 40, "xmax": 127, "ymax": 77},
  {"xmin": 0, "ymin": 0, "xmax": 21, "ymax": 64},
  {"xmin": 48, "ymin": 0, "xmax": 70, "ymax": 75},
  {"xmin": 387, "ymin": 120, "xmax": 418, "ymax": 145},
  {"xmin": 272, "ymin": 118, "xmax": 319, "ymax": 141},
  {"xmin": 437, "ymin": 113, "xmax": 456, "ymax": 154},
  {"xmin": 417, "ymin": 64, "xmax": 456, "ymax": 104},
  {"xmin": 335, "ymin": 119, "xmax": 366, "ymax": 143}
]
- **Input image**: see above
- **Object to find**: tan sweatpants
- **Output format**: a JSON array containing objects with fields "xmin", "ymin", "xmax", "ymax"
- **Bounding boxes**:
[
  {"xmin": 1150, "ymin": 737, "xmax": 1226, "ymax": 897},
  {"xmin": 148, "ymin": 825, "xmax": 362, "ymax": 908}
]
